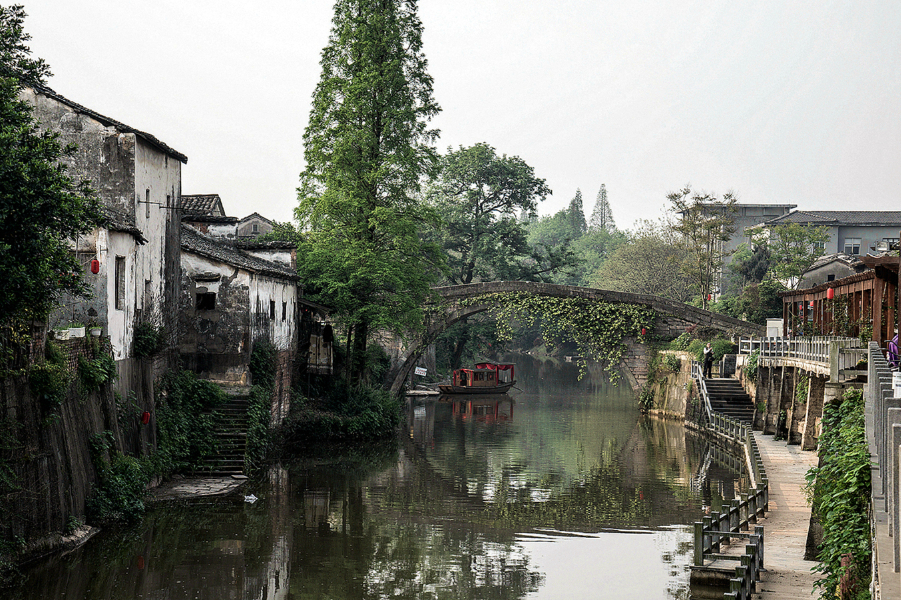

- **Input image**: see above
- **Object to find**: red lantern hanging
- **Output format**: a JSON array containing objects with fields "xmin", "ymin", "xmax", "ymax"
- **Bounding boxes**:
[
  {"xmin": 641, "ymin": 327, "xmax": 647, "ymax": 336},
  {"xmin": 141, "ymin": 411, "xmax": 150, "ymax": 425},
  {"xmin": 826, "ymin": 288, "xmax": 835, "ymax": 300},
  {"xmin": 90, "ymin": 259, "xmax": 100, "ymax": 274}
]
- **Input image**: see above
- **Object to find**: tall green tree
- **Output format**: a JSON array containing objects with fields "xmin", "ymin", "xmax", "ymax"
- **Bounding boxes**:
[
  {"xmin": 567, "ymin": 188, "xmax": 587, "ymax": 238},
  {"xmin": 763, "ymin": 222, "xmax": 830, "ymax": 289},
  {"xmin": 426, "ymin": 142, "xmax": 560, "ymax": 285},
  {"xmin": 588, "ymin": 183, "xmax": 615, "ymax": 233},
  {"xmin": 297, "ymin": 0, "xmax": 443, "ymax": 385},
  {"xmin": 0, "ymin": 5, "xmax": 104, "ymax": 324},
  {"xmin": 667, "ymin": 186, "xmax": 737, "ymax": 310},
  {"xmin": 427, "ymin": 142, "xmax": 576, "ymax": 368}
]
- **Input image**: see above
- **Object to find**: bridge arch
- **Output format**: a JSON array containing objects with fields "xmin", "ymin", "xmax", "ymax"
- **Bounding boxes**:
[{"xmin": 388, "ymin": 281, "xmax": 765, "ymax": 395}]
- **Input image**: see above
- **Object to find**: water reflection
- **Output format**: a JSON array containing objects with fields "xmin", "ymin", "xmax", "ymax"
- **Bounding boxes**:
[{"xmin": 9, "ymin": 355, "xmax": 748, "ymax": 599}]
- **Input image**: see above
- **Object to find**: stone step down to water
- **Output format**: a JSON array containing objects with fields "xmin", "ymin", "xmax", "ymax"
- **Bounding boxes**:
[
  {"xmin": 705, "ymin": 377, "xmax": 755, "ymax": 424},
  {"xmin": 195, "ymin": 392, "xmax": 250, "ymax": 476}
]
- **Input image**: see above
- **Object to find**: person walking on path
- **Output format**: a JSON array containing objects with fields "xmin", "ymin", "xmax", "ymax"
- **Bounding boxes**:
[{"xmin": 702, "ymin": 342, "xmax": 714, "ymax": 379}]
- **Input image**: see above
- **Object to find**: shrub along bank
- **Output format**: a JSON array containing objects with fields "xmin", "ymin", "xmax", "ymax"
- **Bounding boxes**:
[
  {"xmin": 87, "ymin": 371, "xmax": 227, "ymax": 524},
  {"xmin": 805, "ymin": 387, "xmax": 871, "ymax": 599}
]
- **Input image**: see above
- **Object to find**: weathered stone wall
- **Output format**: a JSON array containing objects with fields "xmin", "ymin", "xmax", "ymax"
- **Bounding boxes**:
[
  {"xmin": 749, "ymin": 363, "xmax": 830, "ymax": 448},
  {"xmin": 179, "ymin": 256, "xmax": 251, "ymax": 383},
  {"xmin": 270, "ymin": 350, "xmax": 293, "ymax": 425},
  {"xmin": 0, "ymin": 337, "xmax": 129, "ymax": 546},
  {"xmin": 646, "ymin": 350, "xmax": 693, "ymax": 420}
]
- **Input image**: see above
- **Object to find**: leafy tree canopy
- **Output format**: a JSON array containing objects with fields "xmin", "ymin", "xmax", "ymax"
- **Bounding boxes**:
[
  {"xmin": 759, "ymin": 222, "xmax": 830, "ymax": 289},
  {"xmin": 296, "ymin": 0, "xmax": 442, "ymax": 383},
  {"xmin": 589, "ymin": 219, "xmax": 695, "ymax": 302},
  {"xmin": 427, "ymin": 142, "xmax": 569, "ymax": 285},
  {"xmin": 667, "ymin": 185, "xmax": 737, "ymax": 309},
  {"xmin": 0, "ymin": 5, "xmax": 50, "ymax": 85},
  {"xmin": 0, "ymin": 5, "xmax": 104, "ymax": 323}
]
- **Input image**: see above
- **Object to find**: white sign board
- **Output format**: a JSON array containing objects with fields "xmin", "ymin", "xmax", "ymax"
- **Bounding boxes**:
[{"xmin": 414, "ymin": 366, "xmax": 427, "ymax": 376}]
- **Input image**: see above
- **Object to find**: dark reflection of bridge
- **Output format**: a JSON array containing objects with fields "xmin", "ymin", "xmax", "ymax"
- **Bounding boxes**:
[{"xmin": 390, "ymin": 281, "xmax": 764, "ymax": 394}]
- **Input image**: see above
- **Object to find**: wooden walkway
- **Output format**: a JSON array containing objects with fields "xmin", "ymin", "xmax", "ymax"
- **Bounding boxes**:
[{"xmin": 750, "ymin": 434, "xmax": 821, "ymax": 599}]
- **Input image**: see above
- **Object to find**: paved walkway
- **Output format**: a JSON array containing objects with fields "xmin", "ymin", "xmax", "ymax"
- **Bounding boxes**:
[{"xmin": 750, "ymin": 434, "xmax": 821, "ymax": 599}]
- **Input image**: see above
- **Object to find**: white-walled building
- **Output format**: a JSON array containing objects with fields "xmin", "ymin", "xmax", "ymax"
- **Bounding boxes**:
[{"xmin": 23, "ymin": 84, "xmax": 186, "ymax": 364}]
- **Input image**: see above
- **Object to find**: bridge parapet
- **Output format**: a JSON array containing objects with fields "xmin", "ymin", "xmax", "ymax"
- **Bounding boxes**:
[{"xmin": 390, "ymin": 282, "xmax": 765, "ymax": 395}]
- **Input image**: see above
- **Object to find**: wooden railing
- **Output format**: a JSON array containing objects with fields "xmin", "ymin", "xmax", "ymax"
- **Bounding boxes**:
[{"xmin": 738, "ymin": 336, "xmax": 867, "ymax": 382}]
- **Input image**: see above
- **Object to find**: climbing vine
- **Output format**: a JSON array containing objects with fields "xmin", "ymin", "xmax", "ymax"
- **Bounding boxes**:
[
  {"xmin": 794, "ymin": 373, "xmax": 809, "ymax": 406},
  {"xmin": 463, "ymin": 293, "xmax": 656, "ymax": 381},
  {"xmin": 804, "ymin": 387, "xmax": 871, "ymax": 598}
]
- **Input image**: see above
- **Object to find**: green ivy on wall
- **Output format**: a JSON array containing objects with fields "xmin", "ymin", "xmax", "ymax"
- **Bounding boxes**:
[
  {"xmin": 804, "ymin": 387, "xmax": 871, "ymax": 598},
  {"xmin": 462, "ymin": 293, "xmax": 656, "ymax": 381}
]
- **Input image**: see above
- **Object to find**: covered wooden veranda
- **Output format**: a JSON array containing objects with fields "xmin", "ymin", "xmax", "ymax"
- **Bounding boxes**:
[{"xmin": 780, "ymin": 255, "xmax": 899, "ymax": 351}]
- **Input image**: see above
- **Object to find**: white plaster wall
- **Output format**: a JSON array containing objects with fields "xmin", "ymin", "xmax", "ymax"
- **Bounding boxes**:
[
  {"xmin": 182, "ymin": 253, "xmax": 249, "ymax": 288},
  {"xmin": 249, "ymin": 275, "xmax": 298, "ymax": 351},
  {"xmin": 243, "ymin": 249, "xmax": 293, "ymax": 266},
  {"xmin": 132, "ymin": 139, "xmax": 181, "ymax": 355},
  {"xmin": 105, "ymin": 232, "xmax": 139, "ymax": 360},
  {"xmin": 207, "ymin": 223, "xmax": 238, "ymax": 238}
]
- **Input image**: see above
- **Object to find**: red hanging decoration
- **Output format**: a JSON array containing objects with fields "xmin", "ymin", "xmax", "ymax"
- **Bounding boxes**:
[
  {"xmin": 90, "ymin": 259, "xmax": 100, "ymax": 274},
  {"xmin": 826, "ymin": 288, "xmax": 835, "ymax": 300},
  {"xmin": 641, "ymin": 327, "xmax": 647, "ymax": 336},
  {"xmin": 141, "ymin": 411, "xmax": 150, "ymax": 425}
]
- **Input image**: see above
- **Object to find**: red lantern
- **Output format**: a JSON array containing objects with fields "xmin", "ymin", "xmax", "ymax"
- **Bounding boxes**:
[
  {"xmin": 641, "ymin": 327, "xmax": 647, "ymax": 336},
  {"xmin": 827, "ymin": 288, "xmax": 835, "ymax": 300},
  {"xmin": 90, "ymin": 259, "xmax": 100, "ymax": 274},
  {"xmin": 141, "ymin": 411, "xmax": 150, "ymax": 425}
]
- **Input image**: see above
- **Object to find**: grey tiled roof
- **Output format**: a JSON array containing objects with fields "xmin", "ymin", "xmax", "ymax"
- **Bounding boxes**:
[
  {"xmin": 764, "ymin": 210, "xmax": 901, "ymax": 226},
  {"xmin": 806, "ymin": 252, "xmax": 865, "ymax": 271},
  {"xmin": 181, "ymin": 194, "xmax": 225, "ymax": 216},
  {"xmin": 101, "ymin": 206, "xmax": 147, "ymax": 244},
  {"xmin": 233, "ymin": 240, "xmax": 296, "ymax": 250},
  {"xmin": 181, "ymin": 225, "xmax": 298, "ymax": 281},
  {"xmin": 31, "ymin": 84, "xmax": 188, "ymax": 163},
  {"xmin": 181, "ymin": 215, "xmax": 238, "ymax": 224}
]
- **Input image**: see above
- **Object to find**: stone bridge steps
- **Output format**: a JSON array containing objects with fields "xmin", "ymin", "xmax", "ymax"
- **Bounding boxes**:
[
  {"xmin": 196, "ymin": 395, "xmax": 249, "ymax": 476},
  {"xmin": 705, "ymin": 378, "xmax": 755, "ymax": 424}
]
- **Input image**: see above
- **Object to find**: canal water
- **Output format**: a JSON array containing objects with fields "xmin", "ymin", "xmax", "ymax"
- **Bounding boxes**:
[{"xmin": 8, "ymin": 355, "xmax": 748, "ymax": 599}]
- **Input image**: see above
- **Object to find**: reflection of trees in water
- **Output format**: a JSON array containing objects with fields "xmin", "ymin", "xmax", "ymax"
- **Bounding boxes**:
[
  {"xmin": 12, "ymin": 500, "xmax": 280, "ymax": 600},
  {"xmin": 292, "ymin": 467, "xmax": 543, "ymax": 600},
  {"xmin": 360, "ymin": 526, "xmax": 543, "ymax": 599}
]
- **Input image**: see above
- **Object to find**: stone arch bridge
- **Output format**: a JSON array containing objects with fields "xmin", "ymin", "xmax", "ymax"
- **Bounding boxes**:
[{"xmin": 388, "ymin": 281, "xmax": 764, "ymax": 396}]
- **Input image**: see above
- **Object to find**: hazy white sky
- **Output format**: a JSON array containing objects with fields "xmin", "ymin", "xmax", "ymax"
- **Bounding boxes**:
[{"xmin": 24, "ymin": 0, "xmax": 901, "ymax": 229}]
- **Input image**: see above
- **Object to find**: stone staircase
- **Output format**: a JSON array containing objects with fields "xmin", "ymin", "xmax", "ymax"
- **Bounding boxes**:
[
  {"xmin": 704, "ymin": 377, "xmax": 755, "ymax": 424},
  {"xmin": 199, "ymin": 391, "xmax": 249, "ymax": 476}
]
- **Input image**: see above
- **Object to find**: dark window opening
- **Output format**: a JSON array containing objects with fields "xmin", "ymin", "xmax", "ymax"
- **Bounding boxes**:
[
  {"xmin": 827, "ymin": 274, "xmax": 835, "ymax": 282},
  {"xmin": 282, "ymin": 301, "xmax": 287, "ymax": 321},
  {"xmin": 196, "ymin": 292, "xmax": 216, "ymax": 310},
  {"xmin": 115, "ymin": 256, "xmax": 125, "ymax": 310},
  {"xmin": 269, "ymin": 300, "xmax": 276, "ymax": 320}
]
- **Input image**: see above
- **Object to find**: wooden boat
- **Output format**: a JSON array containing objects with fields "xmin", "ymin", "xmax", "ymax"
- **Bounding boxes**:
[{"xmin": 438, "ymin": 362, "xmax": 516, "ymax": 394}]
